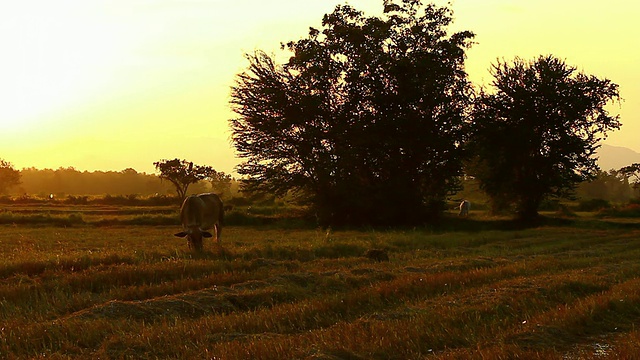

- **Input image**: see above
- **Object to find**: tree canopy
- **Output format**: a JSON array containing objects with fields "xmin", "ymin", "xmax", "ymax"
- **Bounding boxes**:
[
  {"xmin": 0, "ymin": 159, "xmax": 21, "ymax": 195},
  {"xmin": 467, "ymin": 55, "xmax": 621, "ymax": 219},
  {"xmin": 154, "ymin": 159, "xmax": 223, "ymax": 200},
  {"xmin": 618, "ymin": 163, "xmax": 640, "ymax": 190},
  {"xmin": 230, "ymin": 0, "xmax": 474, "ymax": 226}
]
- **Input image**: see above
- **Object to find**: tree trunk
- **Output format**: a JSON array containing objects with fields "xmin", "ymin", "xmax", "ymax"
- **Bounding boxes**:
[{"xmin": 516, "ymin": 197, "xmax": 542, "ymax": 222}]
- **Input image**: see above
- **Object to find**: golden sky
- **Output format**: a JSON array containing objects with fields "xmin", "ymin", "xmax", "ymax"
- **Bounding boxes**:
[{"xmin": 0, "ymin": 0, "xmax": 638, "ymax": 174}]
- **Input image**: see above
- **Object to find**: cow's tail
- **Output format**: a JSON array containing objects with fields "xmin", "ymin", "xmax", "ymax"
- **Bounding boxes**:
[{"xmin": 220, "ymin": 203, "xmax": 225, "ymax": 226}]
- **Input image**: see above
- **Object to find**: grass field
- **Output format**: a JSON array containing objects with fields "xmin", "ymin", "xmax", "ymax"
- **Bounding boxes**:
[{"xmin": 1, "ymin": 205, "xmax": 640, "ymax": 359}]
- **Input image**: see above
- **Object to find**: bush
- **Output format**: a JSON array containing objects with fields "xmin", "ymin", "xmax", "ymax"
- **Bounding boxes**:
[
  {"xmin": 555, "ymin": 204, "xmax": 577, "ymax": 218},
  {"xmin": 577, "ymin": 199, "xmax": 611, "ymax": 212},
  {"xmin": 597, "ymin": 203, "xmax": 640, "ymax": 218},
  {"xmin": 539, "ymin": 199, "xmax": 561, "ymax": 211},
  {"xmin": 64, "ymin": 195, "xmax": 90, "ymax": 205}
]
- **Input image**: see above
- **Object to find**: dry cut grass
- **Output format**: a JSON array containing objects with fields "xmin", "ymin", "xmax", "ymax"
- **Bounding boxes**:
[{"xmin": 1, "ymin": 218, "xmax": 640, "ymax": 359}]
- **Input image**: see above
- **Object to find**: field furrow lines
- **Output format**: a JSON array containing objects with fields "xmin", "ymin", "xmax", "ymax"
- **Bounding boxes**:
[{"xmin": 1, "ymin": 221, "xmax": 640, "ymax": 359}]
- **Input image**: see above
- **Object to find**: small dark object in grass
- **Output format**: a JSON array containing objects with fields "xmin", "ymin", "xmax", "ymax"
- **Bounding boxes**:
[{"xmin": 364, "ymin": 248, "xmax": 389, "ymax": 262}]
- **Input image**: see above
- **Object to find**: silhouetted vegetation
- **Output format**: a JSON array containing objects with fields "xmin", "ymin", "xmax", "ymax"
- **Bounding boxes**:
[
  {"xmin": 618, "ymin": 163, "xmax": 640, "ymax": 189},
  {"xmin": 12, "ymin": 167, "xmax": 174, "ymax": 197},
  {"xmin": 231, "ymin": 1, "xmax": 474, "ymax": 226},
  {"xmin": 154, "ymin": 159, "xmax": 230, "ymax": 200},
  {"xmin": 2, "ymin": 1, "xmax": 628, "ymax": 224},
  {"xmin": 576, "ymin": 198, "xmax": 612, "ymax": 212},
  {"xmin": 575, "ymin": 169, "xmax": 636, "ymax": 203},
  {"xmin": 597, "ymin": 201, "xmax": 640, "ymax": 218},
  {"xmin": 0, "ymin": 159, "xmax": 21, "ymax": 195},
  {"xmin": 8, "ymin": 166, "xmax": 239, "ymax": 202},
  {"xmin": 467, "ymin": 56, "xmax": 621, "ymax": 220}
]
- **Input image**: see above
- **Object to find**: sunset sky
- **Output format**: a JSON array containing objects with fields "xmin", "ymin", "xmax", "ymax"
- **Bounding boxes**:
[{"xmin": 1, "ymin": 0, "xmax": 638, "ymax": 175}]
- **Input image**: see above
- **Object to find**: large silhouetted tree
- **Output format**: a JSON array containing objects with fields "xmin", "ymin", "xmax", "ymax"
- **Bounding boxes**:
[
  {"xmin": 230, "ymin": 1, "xmax": 474, "ymax": 226},
  {"xmin": 154, "ymin": 159, "xmax": 221, "ymax": 200},
  {"xmin": 468, "ymin": 55, "xmax": 621, "ymax": 220},
  {"xmin": 0, "ymin": 159, "xmax": 21, "ymax": 194}
]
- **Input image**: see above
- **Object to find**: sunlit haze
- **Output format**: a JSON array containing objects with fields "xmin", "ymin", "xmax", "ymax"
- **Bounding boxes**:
[{"xmin": 1, "ymin": 0, "xmax": 638, "ymax": 174}]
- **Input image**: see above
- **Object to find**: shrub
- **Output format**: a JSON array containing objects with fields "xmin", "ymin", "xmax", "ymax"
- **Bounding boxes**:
[
  {"xmin": 555, "ymin": 204, "xmax": 577, "ymax": 218},
  {"xmin": 538, "ymin": 199, "xmax": 561, "ymax": 211},
  {"xmin": 576, "ymin": 198, "xmax": 611, "ymax": 212},
  {"xmin": 598, "ymin": 203, "xmax": 640, "ymax": 218},
  {"xmin": 64, "ymin": 195, "xmax": 90, "ymax": 205}
]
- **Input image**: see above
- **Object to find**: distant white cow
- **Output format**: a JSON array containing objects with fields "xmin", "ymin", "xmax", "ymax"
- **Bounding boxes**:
[
  {"xmin": 174, "ymin": 193, "xmax": 224, "ymax": 250},
  {"xmin": 459, "ymin": 200, "xmax": 470, "ymax": 217}
]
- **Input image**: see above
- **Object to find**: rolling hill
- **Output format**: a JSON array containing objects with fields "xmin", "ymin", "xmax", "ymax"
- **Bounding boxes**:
[{"xmin": 596, "ymin": 144, "xmax": 640, "ymax": 171}]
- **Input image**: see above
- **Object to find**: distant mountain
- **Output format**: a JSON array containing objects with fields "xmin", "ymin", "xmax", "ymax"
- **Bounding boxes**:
[{"xmin": 596, "ymin": 144, "xmax": 640, "ymax": 171}]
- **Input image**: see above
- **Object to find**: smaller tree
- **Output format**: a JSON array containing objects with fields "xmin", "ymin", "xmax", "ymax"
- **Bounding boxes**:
[
  {"xmin": 468, "ymin": 55, "xmax": 621, "ymax": 220},
  {"xmin": 154, "ymin": 159, "xmax": 217, "ymax": 200},
  {"xmin": 619, "ymin": 163, "xmax": 640, "ymax": 190},
  {"xmin": 0, "ymin": 159, "xmax": 21, "ymax": 194}
]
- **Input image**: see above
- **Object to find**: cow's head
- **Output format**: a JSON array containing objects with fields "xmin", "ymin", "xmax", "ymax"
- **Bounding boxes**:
[{"xmin": 174, "ymin": 228, "xmax": 213, "ymax": 251}]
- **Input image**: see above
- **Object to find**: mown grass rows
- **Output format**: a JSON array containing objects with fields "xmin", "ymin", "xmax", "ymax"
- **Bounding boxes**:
[{"xmin": 1, "ymin": 222, "xmax": 640, "ymax": 358}]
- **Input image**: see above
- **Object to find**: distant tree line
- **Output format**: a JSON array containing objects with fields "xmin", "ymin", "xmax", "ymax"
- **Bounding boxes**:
[
  {"xmin": 12, "ymin": 167, "xmax": 171, "ymax": 197},
  {"xmin": 576, "ymin": 170, "xmax": 638, "ymax": 204},
  {"xmin": 1, "ymin": 157, "xmax": 635, "ymax": 212},
  {"xmin": 0, "ymin": 166, "xmax": 238, "ymax": 200}
]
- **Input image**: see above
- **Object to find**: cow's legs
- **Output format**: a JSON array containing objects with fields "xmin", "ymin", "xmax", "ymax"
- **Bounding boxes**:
[{"xmin": 215, "ymin": 223, "xmax": 222, "ymax": 243}]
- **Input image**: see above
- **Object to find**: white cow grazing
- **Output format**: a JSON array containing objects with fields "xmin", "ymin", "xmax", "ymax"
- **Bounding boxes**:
[
  {"xmin": 459, "ymin": 200, "xmax": 470, "ymax": 217},
  {"xmin": 174, "ymin": 193, "xmax": 224, "ymax": 250}
]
